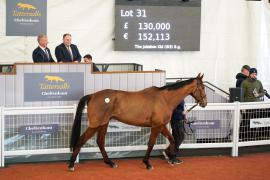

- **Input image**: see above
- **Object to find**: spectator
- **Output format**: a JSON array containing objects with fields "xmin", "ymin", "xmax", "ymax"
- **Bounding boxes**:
[
  {"xmin": 83, "ymin": 54, "xmax": 100, "ymax": 72},
  {"xmin": 163, "ymin": 100, "xmax": 186, "ymax": 165},
  {"xmin": 240, "ymin": 68, "xmax": 266, "ymax": 141},
  {"xmin": 32, "ymin": 35, "xmax": 55, "ymax": 63},
  {"xmin": 235, "ymin": 65, "xmax": 250, "ymax": 87},
  {"xmin": 55, "ymin": 33, "xmax": 81, "ymax": 63},
  {"xmin": 241, "ymin": 68, "xmax": 264, "ymax": 102}
]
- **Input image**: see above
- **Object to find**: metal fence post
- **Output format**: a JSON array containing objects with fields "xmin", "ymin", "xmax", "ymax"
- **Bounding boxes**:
[{"xmin": 232, "ymin": 102, "xmax": 240, "ymax": 157}]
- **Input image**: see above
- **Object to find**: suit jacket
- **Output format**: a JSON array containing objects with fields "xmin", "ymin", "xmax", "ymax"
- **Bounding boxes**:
[
  {"xmin": 32, "ymin": 46, "xmax": 55, "ymax": 63},
  {"xmin": 55, "ymin": 43, "xmax": 81, "ymax": 62}
]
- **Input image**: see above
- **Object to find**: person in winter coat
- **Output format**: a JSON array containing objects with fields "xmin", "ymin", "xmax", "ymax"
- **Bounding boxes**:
[{"xmin": 235, "ymin": 65, "xmax": 250, "ymax": 87}]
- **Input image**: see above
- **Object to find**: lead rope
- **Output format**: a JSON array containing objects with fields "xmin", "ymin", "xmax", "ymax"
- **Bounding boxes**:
[
  {"xmin": 183, "ymin": 103, "xmax": 198, "ymax": 135},
  {"xmin": 186, "ymin": 103, "xmax": 198, "ymax": 113}
]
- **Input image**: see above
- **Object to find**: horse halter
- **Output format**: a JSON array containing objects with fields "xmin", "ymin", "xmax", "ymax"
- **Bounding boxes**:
[
  {"xmin": 187, "ymin": 83, "xmax": 206, "ymax": 112},
  {"xmin": 191, "ymin": 81, "xmax": 207, "ymax": 106}
]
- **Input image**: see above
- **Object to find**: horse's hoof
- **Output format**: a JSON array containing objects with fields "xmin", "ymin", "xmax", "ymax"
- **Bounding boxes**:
[
  {"xmin": 68, "ymin": 167, "xmax": 75, "ymax": 172},
  {"xmin": 106, "ymin": 161, "xmax": 118, "ymax": 168},
  {"xmin": 112, "ymin": 163, "xmax": 118, "ymax": 168},
  {"xmin": 147, "ymin": 165, "xmax": 153, "ymax": 171}
]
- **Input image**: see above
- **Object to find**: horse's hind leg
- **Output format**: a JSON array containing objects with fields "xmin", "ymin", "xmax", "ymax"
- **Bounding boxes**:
[
  {"xmin": 96, "ymin": 123, "xmax": 117, "ymax": 168},
  {"xmin": 68, "ymin": 127, "xmax": 97, "ymax": 171},
  {"xmin": 143, "ymin": 126, "xmax": 162, "ymax": 170}
]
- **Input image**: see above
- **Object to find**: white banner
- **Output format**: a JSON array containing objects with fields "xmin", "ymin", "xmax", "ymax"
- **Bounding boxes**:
[{"xmin": 250, "ymin": 118, "xmax": 270, "ymax": 128}]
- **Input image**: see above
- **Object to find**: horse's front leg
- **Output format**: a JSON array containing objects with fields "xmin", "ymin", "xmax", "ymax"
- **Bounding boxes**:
[
  {"xmin": 161, "ymin": 125, "xmax": 182, "ymax": 164},
  {"xmin": 96, "ymin": 123, "xmax": 118, "ymax": 168},
  {"xmin": 143, "ymin": 126, "xmax": 162, "ymax": 170},
  {"xmin": 161, "ymin": 125, "xmax": 176, "ymax": 157}
]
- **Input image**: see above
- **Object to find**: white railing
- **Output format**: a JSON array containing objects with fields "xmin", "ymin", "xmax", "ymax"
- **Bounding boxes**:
[
  {"xmin": 0, "ymin": 107, "xmax": 4, "ymax": 167},
  {"xmin": 1, "ymin": 102, "xmax": 270, "ymax": 167}
]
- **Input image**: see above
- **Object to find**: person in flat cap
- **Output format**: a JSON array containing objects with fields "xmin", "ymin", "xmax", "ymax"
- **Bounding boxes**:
[
  {"xmin": 241, "ymin": 67, "xmax": 264, "ymax": 102},
  {"xmin": 235, "ymin": 65, "xmax": 250, "ymax": 87}
]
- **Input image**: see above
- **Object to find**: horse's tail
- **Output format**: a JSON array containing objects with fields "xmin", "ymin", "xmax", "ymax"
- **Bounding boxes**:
[{"xmin": 70, "ymin": 94, "xmax": 91, "ymax": 151}]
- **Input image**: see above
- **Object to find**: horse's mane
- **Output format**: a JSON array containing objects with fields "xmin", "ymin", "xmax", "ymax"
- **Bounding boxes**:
[{"xmin": 158, "ymin": 78, "xmax": 195, "ymax": 91}]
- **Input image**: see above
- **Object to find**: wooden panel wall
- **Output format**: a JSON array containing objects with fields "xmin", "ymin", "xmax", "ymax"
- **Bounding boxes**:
[{"xmin": 0, "ymin": 63, "xmax": 166, "ymax": 107}]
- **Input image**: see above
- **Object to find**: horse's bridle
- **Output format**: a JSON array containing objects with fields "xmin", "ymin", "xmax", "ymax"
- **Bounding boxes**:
[
  {"xmin": 187, "ymin": 103, "xmax": 198, "ymax": 112},
  {"xmin": 188, "ymin": 82, "xmax": 206, "ymax": 112},
  {"xmin": 185, "ymin": 80, "xmax": 207, "ymax": 135}
]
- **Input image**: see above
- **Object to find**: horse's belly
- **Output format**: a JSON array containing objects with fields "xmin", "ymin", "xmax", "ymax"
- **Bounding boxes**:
[{"xmin": 113, "ymin": 114, "xmax": 151, "ymax": 127}]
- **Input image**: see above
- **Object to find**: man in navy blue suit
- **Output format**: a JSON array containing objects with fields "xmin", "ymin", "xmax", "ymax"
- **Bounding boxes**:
[
  {"xmin": 32, "ymin": 35, "xmax": 55, "ymax": 63},
  {"xmin": 55, "ymin": 33, "xmax": 81, "ymax": 63}
]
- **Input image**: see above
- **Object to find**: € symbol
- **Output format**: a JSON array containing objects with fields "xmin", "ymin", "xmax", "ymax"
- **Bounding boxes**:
[{"xmin": 123, "ymin": 33, "xmax": 128, "ymax": 40}]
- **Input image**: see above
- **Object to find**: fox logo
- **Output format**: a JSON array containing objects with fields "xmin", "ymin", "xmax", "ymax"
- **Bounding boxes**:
[
  {"xmin": 44, "ymin": 75, "xmax": 65, "ymax": 83},
  {"xmin": 17, "ymin": 2, "xmax": 36, "ymax": 10},
  {"xmin": 253, "ymin": 121, "xmax": 262, "ymax": 125}
]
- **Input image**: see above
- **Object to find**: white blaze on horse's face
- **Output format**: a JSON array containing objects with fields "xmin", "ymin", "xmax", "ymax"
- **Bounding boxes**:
[{"xmin": 105, "ymin": 97, "xmax": 110, "ymax": 103}]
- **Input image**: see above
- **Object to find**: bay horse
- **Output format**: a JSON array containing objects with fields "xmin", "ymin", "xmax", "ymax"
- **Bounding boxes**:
[{"xmin": 68, "ymin": 73, "xmax": 207, "ymax": 171}]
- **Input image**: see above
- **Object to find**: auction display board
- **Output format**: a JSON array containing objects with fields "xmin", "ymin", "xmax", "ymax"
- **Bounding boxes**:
[{"xmin": 115, "ymin": 0, "xmax": 201, "ymax": 51}]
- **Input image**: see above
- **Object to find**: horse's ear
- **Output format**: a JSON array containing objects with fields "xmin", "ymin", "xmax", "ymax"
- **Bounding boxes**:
[
  {"xmin": 196, "ymin": 73, "xmax": 204, "ymax": 80},
  {"xmin": 200, "ymin": 73, "xmax": 204, "ymax": 80}
]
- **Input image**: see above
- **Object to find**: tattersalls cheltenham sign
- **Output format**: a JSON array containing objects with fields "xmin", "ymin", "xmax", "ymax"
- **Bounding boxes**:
[
  {"xmin": 6, "ymin": 0, "xmax": 47, "ymax": 36},
  {"xmin": 24, "ymin": 73, "xmax": 84, "ymax": 101}
]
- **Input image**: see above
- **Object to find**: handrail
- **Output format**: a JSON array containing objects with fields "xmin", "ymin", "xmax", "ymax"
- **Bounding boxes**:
[
  {"xmin": 166, "ymin": 78, "xmax": 230, "ymax": 96},
  {"xmin": 95, "ymin": 63, "xmax": 143, "ymax": 72},
  {"xmin": 204, "ymin": 81, "xmax": 230, "ymax": 96}
]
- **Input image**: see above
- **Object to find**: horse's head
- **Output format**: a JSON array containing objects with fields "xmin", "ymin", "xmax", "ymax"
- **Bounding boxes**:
[{"xmin": 190, "ymin": 73, "xmax": 207, "ymax": 107}]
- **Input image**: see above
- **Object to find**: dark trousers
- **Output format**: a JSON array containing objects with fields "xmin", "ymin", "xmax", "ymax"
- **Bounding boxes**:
[{"xmin": 170, "ymin": 120, "xmax": 185, "ymax": 156}]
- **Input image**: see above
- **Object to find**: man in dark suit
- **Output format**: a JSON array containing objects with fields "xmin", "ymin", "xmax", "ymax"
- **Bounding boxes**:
[
  {"xmin": 32, "ymin": 35, "xmax": 55, "ymax": 63},
  {"xmin": 55, "ymin": 33, "xmax": 81, "ymax": 63}
]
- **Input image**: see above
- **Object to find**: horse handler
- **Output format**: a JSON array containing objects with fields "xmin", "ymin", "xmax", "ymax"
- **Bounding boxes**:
[{"xmin": 163, "ymin": 100, "xmax": 187, "ymax": 164}]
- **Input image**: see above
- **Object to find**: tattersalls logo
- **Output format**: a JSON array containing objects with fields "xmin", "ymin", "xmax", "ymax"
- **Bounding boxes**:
[
  {"xmin": 39, "ymin": 75, "xmax": 71, "ymax": 96},
  {"xmin": 17, "ymin": 3, "xmax": 37, "ymax": 10},
  {"xmin": 24, "ymin": 72, "xmax": 84, "ymax": 102},
  {"xmin": 250, "ymin": 118, "xmax": 270, "ymax": 128},
  {"xmin": 14, "ymin": 2, "xmax": 41, "ymax": 16},
  {"xmin": 45, "ymin": 75, "xmax": 65, "ymax": 83},
  {"xmin": 6, "ymin": 0, "xmax": 47, "ymax": 36},
  {"xmin": 12, "ymin": 2, "xmax": 41, "ymax": 25}
]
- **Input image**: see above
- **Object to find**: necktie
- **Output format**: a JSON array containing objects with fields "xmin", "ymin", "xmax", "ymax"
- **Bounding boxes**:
[
  {"xmin": 67, "ymin": 46, "xmax": 73, "ymax": 60},
  {"xmin": 44, "ymin": 49, "xmax": 50, "ymax": 61}
]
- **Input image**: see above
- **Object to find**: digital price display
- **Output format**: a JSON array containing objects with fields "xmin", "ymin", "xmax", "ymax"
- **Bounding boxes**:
[{"xmin": 115, "ymin": 0, "xmax": 201, "ymax": 51}]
